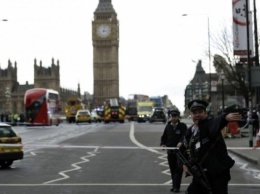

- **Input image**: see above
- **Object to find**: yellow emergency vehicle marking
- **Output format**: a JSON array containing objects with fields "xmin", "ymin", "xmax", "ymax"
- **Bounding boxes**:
[
  {"xmin": 104, "ymin": 106, "xmax": 111, "ymax": 120},
  {"xmin": 0, "ymin": 136, "xmax": 21, "ymax": 143}
]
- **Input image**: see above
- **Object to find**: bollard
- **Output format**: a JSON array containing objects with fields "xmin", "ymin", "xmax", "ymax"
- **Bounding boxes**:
[
  {"xmin": 248, "ymin": 121, "xmax": 253, "ymax": 147},
  {"xmin": 256, "ymin": 131, "xmax": 260, "ymax": 147}
]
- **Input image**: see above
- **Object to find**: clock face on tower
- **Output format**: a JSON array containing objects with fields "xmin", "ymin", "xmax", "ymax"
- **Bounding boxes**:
[{"xmin": 96, "ymin": 24, "xmax": 111, "ymax": 38}]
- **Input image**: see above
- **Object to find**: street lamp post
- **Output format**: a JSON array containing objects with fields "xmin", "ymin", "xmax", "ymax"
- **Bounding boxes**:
[
  {"xmin": 207, "ymin": 17, "xmax": 211, "ymax": 106},
  {"xmin": 221, "ymin": 71, "xmax": 225, "ymax": 112},
  {"xmin": 182, "ymin": 14, "xmax": 211, "ymax": 106},
  {"xmin": 245, "ymin": 0, "xmax": 253, "ymax": 147},
  {"xmin": 1, "ymin": 19, "xmax": 10, "ymax": 117}
]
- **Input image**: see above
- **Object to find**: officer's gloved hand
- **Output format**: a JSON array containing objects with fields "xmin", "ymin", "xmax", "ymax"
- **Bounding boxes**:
[
  {"xmin": 161, "ymin": 145, "xmax": 166, "ymax": 151},
  {"xmin": 183, "ymin": 165, "xmax": 191, "ymax": 177},
  {"xmin": 224, "ymin": 104, "xmax": 241, "ymax": 114}
]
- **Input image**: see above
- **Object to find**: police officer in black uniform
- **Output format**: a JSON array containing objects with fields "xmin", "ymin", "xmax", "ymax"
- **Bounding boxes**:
[
  {"xmin": 180, "ymin": 99, "xmax": 242, "ymax": 194},
  {"xmin": 160, "ymin": 110, "xmax": 187, "ymax": 193}
]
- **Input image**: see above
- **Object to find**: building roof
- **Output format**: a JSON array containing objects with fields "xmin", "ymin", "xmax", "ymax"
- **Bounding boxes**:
[
  {"xmin": 194, "ymin": 60, "xmax": 205, "ymax": 75},
  {"xmin": 190, "ymin": 60, "xmax": 207, "ymax": 85},
  {"xmin": 95, "ymin": 0, "xmax": 115, "ymax": 13}
]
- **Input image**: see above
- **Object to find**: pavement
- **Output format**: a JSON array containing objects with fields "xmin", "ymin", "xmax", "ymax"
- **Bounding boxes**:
[
  {"xmin": 224, "ymin": 136, "xmax": 260, "ymax": 165},
  {"xmin": 181, "ymin": 118, "xmax": 260, "ymax": 166}
]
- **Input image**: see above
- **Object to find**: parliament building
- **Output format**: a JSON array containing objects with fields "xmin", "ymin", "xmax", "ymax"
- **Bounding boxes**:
[
  {"xmin": 0, "ymin": 59, "xmax": 81, "ymax": 115},
  {"xmin": 0, "ymin": 0, "xmax": 122, "ymax": 115}
]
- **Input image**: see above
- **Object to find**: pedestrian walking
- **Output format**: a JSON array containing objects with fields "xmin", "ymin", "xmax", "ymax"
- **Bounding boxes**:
[
  {"xmin": 179, "ymin": 99, "xmax": 242, "ymax": 194},
  {"xmin": 160, "ymin": 110, "xmax": 187, "ymax": 193}
]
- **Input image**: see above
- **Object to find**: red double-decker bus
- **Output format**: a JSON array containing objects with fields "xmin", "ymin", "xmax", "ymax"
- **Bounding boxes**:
[{"xmin": 24, "ymin": 88, "xmax": 61, "ymax": 126}]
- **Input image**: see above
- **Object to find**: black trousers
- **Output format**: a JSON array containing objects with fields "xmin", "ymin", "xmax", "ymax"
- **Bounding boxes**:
[
  {"xmin": 253, "ymin": 121, "xmax": 259, "ymax": 137},
  {"xmin": 167, "ymin": 151, "xmax": 183, "ymax": 189},
  {"xmin": 186, "ymin": 169, "xmax": 231, "ymax": 194}
]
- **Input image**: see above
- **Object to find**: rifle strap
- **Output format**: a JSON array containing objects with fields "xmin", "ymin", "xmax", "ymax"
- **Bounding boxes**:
[
  {"xmin": 197, "ymin": 164, "xmax": 213, "ymax": 193},
  {"xmin": 199, "ymin": 135, "xmax": 222, "ymax": 165}
]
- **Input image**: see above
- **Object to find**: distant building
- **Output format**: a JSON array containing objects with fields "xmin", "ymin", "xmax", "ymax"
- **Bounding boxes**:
[
  {"xmin": 0, "ymin": 59, "xmax": 81, "ymax": 114},
  {"xmin": 184, "ymin": 60, "xmax": 218, "ymax": 116},
  {"xmin": 183, "ymin": 59, "xmax": 248, "ymax": 116}
]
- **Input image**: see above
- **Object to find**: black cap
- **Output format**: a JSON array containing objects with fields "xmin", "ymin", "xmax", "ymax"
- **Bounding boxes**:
[
  {"xmin": 170, "ymin": 110, "xmax": 180, "ymax": 116},
  {"xmin": 188, "ymin": 100, "xmax": 208, "ymax": 111}
]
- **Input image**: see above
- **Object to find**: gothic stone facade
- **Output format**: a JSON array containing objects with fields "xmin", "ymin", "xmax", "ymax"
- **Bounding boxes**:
[
  {"xmin": 0, "ymin": 59, "xmax": 80, "ymax": 115},
  {"xmin": 184, "ymin": 60, "xmax": 218, "ymax": 116}
]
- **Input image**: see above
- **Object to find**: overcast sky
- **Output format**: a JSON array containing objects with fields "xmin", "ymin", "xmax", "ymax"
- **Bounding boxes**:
[{"xmin": 0, "ymin": 0, "xmax": 258, "ymax": 112}]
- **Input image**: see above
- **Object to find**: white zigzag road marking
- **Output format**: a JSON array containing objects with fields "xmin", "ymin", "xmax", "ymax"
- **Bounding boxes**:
[
  {"xmin": 160, "ymin": 160, "xmax": 169, "ymax": 167},
  {"xmin": 237, "ymin": 162, "xmax": 260, "ymax": 179},
  {"xmin": 157, "ymin": 153, "xmax": 172, "ymax": 184},
  {"xmin": 129, "ymin": 123, "xmax": 173, "ymax": 185},
  {"xmin": 231, "ymin": 154, "xmax": 260, "ymax": 180},
  {"xmin": 157, "ymin": 155, "xmax": 164, "ymax": 159},
  {"xmin": 164, "ymin": 179, "xmax": 173, "ymax": 185},
  {"xmin": 158, "ymin": 154, "xmax": 171, "ymax": 177},
  {"xmin": 23, "ymin": 152, "xmax": 36, "ymax": 158},
  {"xmin": 43, "ymin": 151, "xmax": 96, "ymax": 184},
  {"xmin": 157, "ymin": 154, "xmax": 168, "ymax": 167}
]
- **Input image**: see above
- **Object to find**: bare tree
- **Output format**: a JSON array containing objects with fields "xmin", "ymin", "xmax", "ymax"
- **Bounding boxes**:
[{"xmin": 211, "ymin": 26, "xmax": 250, "ymax": 107}]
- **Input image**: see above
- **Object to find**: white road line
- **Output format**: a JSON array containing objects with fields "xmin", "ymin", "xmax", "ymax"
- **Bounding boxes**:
[
  {"xmin": 19, "ymin": 143, "xmax": 260, "ymax": 150},
  {"xmin": 0, "ymin": 183, "xmax": 259, "ymax": 186},
  {"xmin": 129, "ymin": 122, "xmax": 159, "ymax": 154},
  {"xmin": 129, "ymin": 122, "xmax": 172, "ymax": 184},
  {"xmin": 0, "ymin": 183, "xmax": 187, "ymax": 186},
  {"xmin": 43, "ymin": 151, "xmax": 97, "ymax": 184}
]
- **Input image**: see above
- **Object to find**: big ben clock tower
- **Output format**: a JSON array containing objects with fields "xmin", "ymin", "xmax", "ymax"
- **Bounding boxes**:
[{"xmin": 92, "ymin": 0, "xmax": 119, "ymax": 107}]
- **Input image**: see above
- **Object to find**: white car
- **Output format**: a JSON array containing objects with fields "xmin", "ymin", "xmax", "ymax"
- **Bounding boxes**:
[
  {"xmin": 75, "ymin": 109, "xmax": 92, "ymax": 124},
  {"xmin": 91, "ymin": 109, "xmax": 104, "ymax": 122},
  {"xmin": 0, "ymin": 123, "xmax": 23, "ymax": 168}
]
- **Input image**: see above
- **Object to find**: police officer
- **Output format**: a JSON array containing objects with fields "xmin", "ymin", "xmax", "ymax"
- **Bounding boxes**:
[
  {"xmin": 251, "ymin": 110, "xmax": 259, "ymax": 136},
  {"xmin": 160, "ymin": 110, "xmax": 187, "ymax": 193},
  {"xmin": 180, "ymin": 99, "xmax": 242, "ymax": 194}
]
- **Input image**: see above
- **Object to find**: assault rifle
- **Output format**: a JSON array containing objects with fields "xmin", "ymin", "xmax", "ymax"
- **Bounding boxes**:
[{"xmin": 176, "ymin": 150, "xmax": 212, "ymax": 194}]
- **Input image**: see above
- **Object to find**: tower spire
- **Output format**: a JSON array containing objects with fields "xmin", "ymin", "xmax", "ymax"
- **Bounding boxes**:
[{"xmin": 95, "ymin": 0, "xmax": 115, "ymax": 13}]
